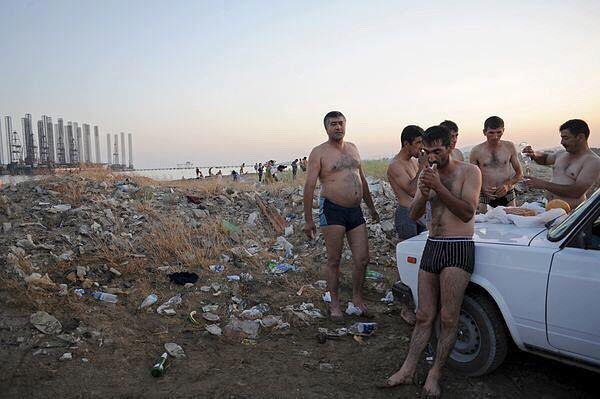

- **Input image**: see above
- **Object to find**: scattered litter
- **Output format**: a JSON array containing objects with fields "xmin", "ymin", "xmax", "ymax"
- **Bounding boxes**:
[
  {"xmin": 30, "ymin": 311, "xmax": 62, "ymax": 335},
  {"xmin": 209, "ymin": 264, "xmax": 224, "ymax": 273},
  {"xmin": 168, "ymin": 272, "xmax": 199, "ymax": 285},
  {"xmin": 205, "ymin": 324, "xmax": 223, "ymax": 336},
  {"xmin": 345, "ymin": 302, "xmax": 363, "ymax": 316},
  {"xmin": 380, "ymin": 291, "xmax": 394, "ymax": 303},
  {"xmin": 348, "ymin": 322, "xmax": 377, "ymax": 336},
  {"xmin": 151, "ymin": 352, "xmax": 168, "ymax": 377},
  {"xmin": 322, "ymin": 291, "xmax": 331, "ymax": 303},
  {"xmin": 202, "ymin": 304, "xmax": 219, "ymax": 313},
  {"xmin": 267, "ymin": 261, "xmax": 298, "ymax": 274},
  {"xmin": 164, "ymin": 342, "xmax": 185, "ymax": 359},
  {"xmin": 157, "ymin": 294, "xmax": 182, "ymax": 315},
  {"xmin": 275, "ymin": 236, "xmax": 294, "ymax": 258},
  {"xmin": 227, "ymin": 275, "xmax": 240, "ymax": 282},
  {"xmin": 202, "ymin": 312, "xmax": 220, "ymax": 322},
  {"xmin": 222, "ymin": 219, "xmax": 242, "ymax": 234},
  {"xmin": 225, "ymin": 317, "xmax": 261, "ymax": 339},
  {"xmin": 366, "ymin": 270, "xmax": 384, "ymax": 280},
  {"xmin": 59, "ymin": 352, "xmax": 73, "ymax": 361},
  {"xmin": 139, "ymin": 294, "xmax": 158, "ymax": 309}
]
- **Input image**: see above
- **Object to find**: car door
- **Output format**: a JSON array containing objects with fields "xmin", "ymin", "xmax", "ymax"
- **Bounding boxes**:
[{"xmin": 546, "ymin": 208, "xmax": 600, "ymax": 361}]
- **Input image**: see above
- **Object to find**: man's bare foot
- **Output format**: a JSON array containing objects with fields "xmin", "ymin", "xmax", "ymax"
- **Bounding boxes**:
[
  {"xmin": 422, "ymin": 370, "xmax": 441, "ymax": 398},
  {"xmin": 352, "ymin": 298, "xmax": 371, "ymax": 317},
  {"xmin": 329, "ymin": 298, "xmax": 343, "ymax": 319},
  {"xmin": 379, "ymin": 366, "xmax": 416, "ymax": 389},
  {"xmin": 400, "ymin": 304, "xmax": 416, "ymax": 325}
]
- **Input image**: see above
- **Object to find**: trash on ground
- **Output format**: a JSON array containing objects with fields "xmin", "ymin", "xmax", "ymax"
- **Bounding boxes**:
[
  {"xmin": 168, "ymin": 272, "xmax": 199, "ymax": 285},
  {"xmin": 322, "ymin": 291, "xmax": 331, "ymax": 303},
  {"xmin": 164, "ymin": 342, "xmax": 185, "ymax": 359},
  {"xmin": 91, "ymin": 291, "xmax": 118, "ymax": 303},
  {"xmin": 366, "ymin": 270, "xmax": 384, "ymax": 280},
  {"xmin": 348, "ymin": 322, "xmax": 377, "ymax": 336},
  {"xmin": 139, "ymin": 294, "xmax": 158, "ymax": 309},
  {"xmin": 267, "ymin": 261, "xmax": 298, "ymax": 274},
  {"xmin": 205, "ymin": 324, "xmax": 223, "ymax": 336},
  {"xmin": 380, "ymin": 291, "xmax": 394, "ymax": 303},
  {"xmin": 30, "ymin": 311, "xmax": 62, "ymax": 335},
  {"xmin": 151, "ymin": 352, "xmax": 168, "ymax": 377},
  {"xmin": 157, "ymin": 294, "xmax": 182, "ymax": 315}
]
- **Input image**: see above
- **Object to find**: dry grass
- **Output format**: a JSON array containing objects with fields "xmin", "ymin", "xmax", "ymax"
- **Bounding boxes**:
[{"xmin": 141, "ymin": 213, "xmax": 229, "ymax": 268}]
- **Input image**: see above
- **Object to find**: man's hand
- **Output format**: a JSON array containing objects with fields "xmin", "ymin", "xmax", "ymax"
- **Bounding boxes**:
[
  {"xmin": 304, "ymin": 219, "xmax": 316, "ymax": 240},
  {"xmin": 420, "ymin": 165, "xmax": 442, "ymax": 191},
  {"xmin": 524, "ymin": 176, "xmax": 547, "ymax": 189},
  {"xmin": 522, "ymin": 145, "xmax": 535, "ymax": 158},
  {"xmin": 418, "ymin": 171, "xmax": 431, "ymax": 197},
  {"xmin": 369, "ymin": 208, "xmax": 380, "ymax": 224},
  {"xmin": 494, "ymin": 183, "xmax": 510, "ymax": 197},
  {"xmin": 418, "ymin": 151, "xmax": 428, "ymax": 171}
]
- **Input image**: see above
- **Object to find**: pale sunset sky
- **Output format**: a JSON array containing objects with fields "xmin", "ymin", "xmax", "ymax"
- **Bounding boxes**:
[{"xmin": 1, "ymin": 0, "xmax": 599, "ymax": 168}]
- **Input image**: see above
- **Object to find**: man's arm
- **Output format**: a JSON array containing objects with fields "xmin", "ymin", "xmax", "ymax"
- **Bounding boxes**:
[
  {"xmin": 422, "ymin": 165, "xmax": 481, "ymax": 222},
  {"xmin": 526, "ymin": 157, "xmax": 600, "ymax": 198},
  {"xmin": 359, "ymin": 164, "xmax": 379, "ymax": 222},
  {"xmin": 387, "ymin": 162, "xmax": 418, "ymax": 198},
  {"xmin": 496, "ymin": 143, "xmax": 523, "ymax": 196},
  {"xmin": 303, "ymin": 148, "xmax": 321, "ymax": 238},
  {"xmin": 409, "ymin": 170, "xmax": 429, "ymax": 221},
  {"xmin": 523, "ymin": 146, "xmax": 557, "ymax": 166}
]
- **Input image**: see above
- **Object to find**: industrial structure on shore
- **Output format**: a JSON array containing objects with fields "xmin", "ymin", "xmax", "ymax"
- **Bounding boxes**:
[{"xmin": 0, "ymin": 113, "xmax": 133, "ymax": 175}]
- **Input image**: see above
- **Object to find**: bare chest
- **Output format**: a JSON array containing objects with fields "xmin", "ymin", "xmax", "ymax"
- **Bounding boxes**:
[
  {"xmin": 479, "ymin": 149, "xmax": 511, "ymax": 168},
  {"xmin": 554, "ymin": 155, "xmax": 583, "ymax": 181},
  {"xmin": 322, "ymin": 152, "xmax": 361, "ymax": 175}
]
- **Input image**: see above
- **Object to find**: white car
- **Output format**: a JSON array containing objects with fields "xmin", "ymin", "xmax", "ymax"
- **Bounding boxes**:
[{"xmin": 394, "ymin": 188, "xmax": 600, "ymax": 376}]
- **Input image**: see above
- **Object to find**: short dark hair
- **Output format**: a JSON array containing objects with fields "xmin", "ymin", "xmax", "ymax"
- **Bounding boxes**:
[
  {"xmin": 440, "ymin": 120, "xmax": 458, "ymax": 133},
  {"xmin": 560, "ymin": 119, "xmax": 589, "ymax": 139},
  {"xmin": 484, "ymin": 116, "xmax": 504, "ymax": 131},
  {"xmin": 422, "ymin": 125, "xmax": 451, "ymax": 147},
  {"xmin": 400, "ymin": 125, "xmax": 424, "ymax": 147},
  {"xmin": 324, "ymin": 111, "xmax": 345, "ymax": 127}
]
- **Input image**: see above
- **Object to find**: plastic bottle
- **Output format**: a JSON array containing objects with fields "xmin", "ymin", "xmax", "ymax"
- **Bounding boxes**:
[
  {"xmin": 349, "ymin": 322, "xmax": 377, "ymax": 335},
  {"xmin": 151, "ymin": 352, "xmax": 168, "ymax": 377},
  {"xmin": 139, "ymin": 294, "xmax": 158, "ymax": 309},
  {"xmin": 91, "ymin": 291, "xmax": 118, "ymax": 303}
]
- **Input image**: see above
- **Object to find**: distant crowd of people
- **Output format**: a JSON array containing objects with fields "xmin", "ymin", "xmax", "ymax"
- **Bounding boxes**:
[{"xmin": 192, "ymin": 158, "xmax": 308, "ymax": 183}]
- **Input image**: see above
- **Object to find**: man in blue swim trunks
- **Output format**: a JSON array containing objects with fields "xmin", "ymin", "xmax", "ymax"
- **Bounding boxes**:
[{"xmin": 303, "ymin": 111, "xmax": 379, "ymax": 318}]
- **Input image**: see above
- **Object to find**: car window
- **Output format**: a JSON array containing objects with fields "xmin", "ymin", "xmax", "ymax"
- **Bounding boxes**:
[
  {"xmin": 548, "ymin": 189, "xmax": 600, "ymax": 242},
  {"xmin": 566, "ymin": 213, "xmax": 600, "ymax": 250}
]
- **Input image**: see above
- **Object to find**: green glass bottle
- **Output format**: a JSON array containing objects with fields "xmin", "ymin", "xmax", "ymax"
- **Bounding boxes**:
[{"xmin": 151, "ymin": 352, "xmax": 168, "ymax": 377}]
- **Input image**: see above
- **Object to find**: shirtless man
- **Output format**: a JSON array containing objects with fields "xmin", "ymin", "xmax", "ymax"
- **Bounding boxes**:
[
  {"xmin": 469, "ymin": 116, "xmax": 523, "ymax": 212},
  {"xmin": 384, "ymin": 125, "xmax": 481, "ymax": 397},
  {"xmin": 304, "ymin": 111, "xmax": 379, "ymax": 318},
  {"xmin": 440, "ymin": 120, "xmax": 464, "ymax": 161},
  {"xmin": 523, "ymin": 119, "xmax": 600, "ymax": 209},
  {"xmin": 387, "ymin": 125, "xmax": 426, "ymax": 325}
]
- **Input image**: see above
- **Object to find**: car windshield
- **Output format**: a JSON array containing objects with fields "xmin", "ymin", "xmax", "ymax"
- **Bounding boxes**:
[{"xmin": 547, "ymin": 189, "xmax": 600, "ymax": 241}]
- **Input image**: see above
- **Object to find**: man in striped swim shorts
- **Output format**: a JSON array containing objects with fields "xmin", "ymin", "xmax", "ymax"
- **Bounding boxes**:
[{"xmin": 384, "ymin": 125, "xmax": 482, "ymax": 398}]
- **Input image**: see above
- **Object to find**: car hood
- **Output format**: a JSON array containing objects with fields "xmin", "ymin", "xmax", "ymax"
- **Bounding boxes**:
[{"xmin": 409, "ymin": 222, "xmax": 547, "ymax": 246}]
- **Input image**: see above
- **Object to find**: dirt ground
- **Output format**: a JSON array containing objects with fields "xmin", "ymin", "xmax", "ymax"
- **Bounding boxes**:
[
  {"xmin": 1, "ymin": 267, "xmax": 597, "ymax": 399},
  {"xmin": 0, "ymin": 171, "xmax": 597, "ymax": 398}
]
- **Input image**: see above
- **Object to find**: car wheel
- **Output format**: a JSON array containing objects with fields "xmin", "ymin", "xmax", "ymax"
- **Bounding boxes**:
[{"xmin": 431, "ymin": 292, "xmax": 508, "ymax": 376}]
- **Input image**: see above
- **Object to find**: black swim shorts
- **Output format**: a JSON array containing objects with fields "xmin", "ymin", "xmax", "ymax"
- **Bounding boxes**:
[
  {"xmin": 319, "ymin": 197, "xmax": 365, "ymax": 231},
  {"xmin": 419, "ymin": 237, "xmax": 475, "ymax": 274},
  {"xmin": 479, "ymin": 188, "xmax": 516, "ymax": 208}
]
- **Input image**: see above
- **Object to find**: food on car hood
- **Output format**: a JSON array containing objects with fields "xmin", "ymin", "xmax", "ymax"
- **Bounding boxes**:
[{"xmin": 546, "ymin": 199, "xmax": 571, "ymax": 214}]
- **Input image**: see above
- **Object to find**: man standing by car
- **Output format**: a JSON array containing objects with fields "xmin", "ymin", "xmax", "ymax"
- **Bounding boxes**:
[
  {"xmin": 523, "ymin": 119, "xmax": 600, "ymax": 209},
  {"xmin": 387, "ymin": 125, "xmax": 426, "ymax": 325},
  {"xmin": 440, "ymin": 120, "xmax": 464, "ymax": 161},
  {"xmin": 384, "ymin": 125, "xmax": 481, "ymax": 397},
  {"xmin": 470, "ymin": 116, "xmax": 523, "ymax": 212},
  {"xmin": 303, "ymin": 111, "xmax": 379, "ymax": 318}
]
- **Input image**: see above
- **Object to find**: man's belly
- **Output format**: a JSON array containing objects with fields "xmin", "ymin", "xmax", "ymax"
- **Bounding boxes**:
[
  {"xmin": 481, "ymin": 168, "xmax": 513, "ymax": 190},
  {"xmin": 428, "ymin": 211, "xmax": 475, "ymax": 237},
  {"xmin": 320, "ymin": 173, "xmax": 363, "ymax": 208}
]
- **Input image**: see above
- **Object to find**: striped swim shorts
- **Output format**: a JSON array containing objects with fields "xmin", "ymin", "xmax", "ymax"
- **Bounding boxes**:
[{"xmin": 419, "ymin": 236, "xmax": 475, "ymax": 274}]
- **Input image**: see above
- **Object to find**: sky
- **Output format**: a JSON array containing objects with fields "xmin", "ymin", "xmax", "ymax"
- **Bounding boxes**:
[{"xmin": 1, "ymin": 0, "xmax": 599, "ymax": 168}]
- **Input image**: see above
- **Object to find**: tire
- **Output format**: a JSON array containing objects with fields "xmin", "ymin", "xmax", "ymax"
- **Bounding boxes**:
[{"xmin": 430, "ymin": 292, "xmax": 508, "ymax": 377}]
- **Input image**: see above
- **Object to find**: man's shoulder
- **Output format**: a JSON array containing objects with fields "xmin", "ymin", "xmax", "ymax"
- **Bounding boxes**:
[
  {"xmin": 388, "ymin": 156, "xmax": 412, "ymax": 173},
  {"xmin": 458, "ymin": 160, "xmax": 480, "ymax": 175},
  {"xmin": 500, "ymin": 140, "xmax": 517, "ymax": 150}
]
